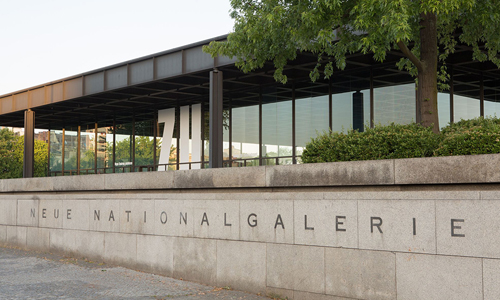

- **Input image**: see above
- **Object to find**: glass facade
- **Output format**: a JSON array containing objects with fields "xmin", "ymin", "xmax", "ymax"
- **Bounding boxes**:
[
  {"xmin": 43, "ymin": 65, "xmax": 499, "ymax": 176},
  {"xmin": 80, "ymin": 126, "xmax": 95, "ymax": 173}
]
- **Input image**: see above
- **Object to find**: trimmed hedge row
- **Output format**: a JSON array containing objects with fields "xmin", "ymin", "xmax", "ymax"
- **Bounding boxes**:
[{"xmin": 301, "ymin": 117, "xmax": 500, "ymax": 163}]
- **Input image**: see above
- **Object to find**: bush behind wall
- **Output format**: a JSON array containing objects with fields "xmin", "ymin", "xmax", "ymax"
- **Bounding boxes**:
[{"xmin": 301, "ymin": 117, "xmax": 500, "ymax": 163}]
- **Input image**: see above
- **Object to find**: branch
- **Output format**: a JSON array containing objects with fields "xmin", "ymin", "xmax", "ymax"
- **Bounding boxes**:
[{"xmin": 397, "ymin": 41, "xmax": 423, "ymax": 72}]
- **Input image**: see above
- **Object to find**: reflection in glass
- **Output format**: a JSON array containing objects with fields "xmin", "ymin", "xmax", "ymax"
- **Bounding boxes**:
[
  {"xmin": 484, "ymin": 78, "xmax": 500, "ymax": 118},
  {"xmin": 49, "ymin": 130, "xmax": 63, "ymax": 174},
  {"xmin": 454, "ymin": 94, "xmax": 480, "ymax": 121},
  {"xmin": 438, "ymin": 93, "xmax": 451, "ymax": 129},
  {"xmin": 134, "ymin": 120, "xmax": 155, "ymax": 171},
  {"xmin": 232, "ymin": 104, "xmax": 259, "ymax": 166},
  {"xmin": 80, "ymin": 127, "xmax": 95, "ymax": 173},
  {"xmin": 374, "ymin": 83, "xmax": 415, "ymax": 125},
  {"xmin": 114, "ymin": 123, "xmax": 133, "ymax": 172},
  {"xmin": 295, "ymin": 94, "xmax": 329, "ymax": 157},
  {"xmin": 64, "ymin": 128, "xmax": 78, "ymax": 174},
  {"xmin": 97, "ymin": 126, "xmax": 113, "ymax": 173},
  {"xmin": 262, "ymin": 96, "xmax": 292, "ymax": 165}
]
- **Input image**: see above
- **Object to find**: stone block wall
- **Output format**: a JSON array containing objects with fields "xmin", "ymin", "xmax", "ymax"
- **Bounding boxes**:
[{"xmin": 1, "ymin": 154, "xmax": 500, "ymax": 300}]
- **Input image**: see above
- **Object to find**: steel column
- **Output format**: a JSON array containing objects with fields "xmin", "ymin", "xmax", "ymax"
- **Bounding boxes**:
[
  {"xmin": 23, "ymin": 109, "xmax": 35, "ymax": 178},
  {"xmin": 209, "ymin": 70, "xmax": 223, "ymax": 168},
  {"xmin": 450, "ymin": 68, "xmax": 454, "ymax": 124},
  {"xmin": 480, "ymin": 73, "xmax": 484, "ymax": 117},
  {"xmin": 370, "ymin": 69, "xmax": 374, "ymax": 128}
]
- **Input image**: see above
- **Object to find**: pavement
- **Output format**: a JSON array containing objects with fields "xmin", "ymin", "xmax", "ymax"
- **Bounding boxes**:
[{"xmin": 0, "ymin": 246, "xmax": 273, "ymax": 300}]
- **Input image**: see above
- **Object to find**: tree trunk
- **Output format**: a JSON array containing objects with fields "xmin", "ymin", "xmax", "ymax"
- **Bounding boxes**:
[{"xmin": 418, "ymin": 12, "xmax": 439, "ymax": 133}]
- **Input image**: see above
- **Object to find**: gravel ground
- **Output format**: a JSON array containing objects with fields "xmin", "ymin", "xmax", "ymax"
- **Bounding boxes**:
[{"xmin": 0, "ymin": 246, "xmax": 272, "ymax": 300}]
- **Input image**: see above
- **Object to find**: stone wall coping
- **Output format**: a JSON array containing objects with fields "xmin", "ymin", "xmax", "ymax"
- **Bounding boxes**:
[{"xmin": 1, "ymin": 153, "xmax": 499, "ymax": 192}]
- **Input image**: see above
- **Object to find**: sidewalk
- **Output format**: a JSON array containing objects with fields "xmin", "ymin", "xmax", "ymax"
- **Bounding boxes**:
[{"xmin": 0, "ymin": 246, "xmax": 271, "ymax": 300}]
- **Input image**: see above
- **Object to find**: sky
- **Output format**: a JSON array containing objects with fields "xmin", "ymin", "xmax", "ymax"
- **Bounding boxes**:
[{"xmin": 0, "ymin": 0, "xmax": 234, "ymax": 96}]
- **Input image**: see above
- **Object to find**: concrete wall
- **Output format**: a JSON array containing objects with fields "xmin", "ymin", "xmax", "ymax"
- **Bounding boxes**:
[{"xmin": 1, "ymin": 154, "xmax": 500, "ymax": 300}]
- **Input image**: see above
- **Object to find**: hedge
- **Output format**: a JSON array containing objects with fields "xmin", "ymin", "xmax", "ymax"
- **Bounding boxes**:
[{"xmin": 301, "ymin": 117, "xmax": 500, "ymax": 163}]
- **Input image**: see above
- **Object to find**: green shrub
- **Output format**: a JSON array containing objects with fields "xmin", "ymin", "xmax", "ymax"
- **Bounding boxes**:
[
  {"xmin": 301, "ymin": 123, "xmax": 440, "ymax": 163},
  {"xmin": 302, "ymin": 117, "xmax": 500, "ymax": 164},
  {"xmin": 434, "ymin": 117, "xmax": 500, "ymax": 156}
]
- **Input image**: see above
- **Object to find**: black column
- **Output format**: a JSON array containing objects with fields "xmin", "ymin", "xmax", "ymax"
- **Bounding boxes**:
[
  {"xmin": 23, "ymin": 109, "xmax": 35, "ymax": 178},
  {"xmin": 353, "ymin": 91, "xmax": 364, "ymax": 132},
  {"xmin": 209, "ymin": 70, "xmax": 223, "ymax": 168}
]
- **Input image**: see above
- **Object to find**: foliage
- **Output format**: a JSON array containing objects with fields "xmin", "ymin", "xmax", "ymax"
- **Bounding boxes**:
[
  {"xmin": 205, "ymin": 0, "xmax": 499, "ymax": 84},
  {"xmin": 302, "ymin": 117, "xmax": 500, "ymax": 163},
  {"xmin": 204, "ymin": 0, "xmax": 500, "ymax": 133},
  {"xmin": 434, "ymin": 117, "xmax": 500, "ymax": 156},
  {"xmin": 301, "ymin": 123, "xmax": 440, "ymax": 163},
  {"xmin": 0, "ymin": 128, "xmax": 48, "ymax": 178}
]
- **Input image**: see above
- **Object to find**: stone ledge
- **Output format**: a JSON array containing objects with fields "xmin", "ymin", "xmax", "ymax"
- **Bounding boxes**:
[
  {"xmin": 1, "ymin": 154, "xmax": 500, "ymax": 192},
  {"xmin": 395, "ymin": 153, "xmax": 500, "ymax": 185}
]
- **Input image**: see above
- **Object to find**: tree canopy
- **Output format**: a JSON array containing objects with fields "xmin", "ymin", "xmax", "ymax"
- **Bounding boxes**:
[{"xmin": 204, "ymin": 0, "xmax": 500, "ymax": 133}]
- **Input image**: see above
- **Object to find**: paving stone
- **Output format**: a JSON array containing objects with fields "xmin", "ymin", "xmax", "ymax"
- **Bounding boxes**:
[{"xmin": 0, "ymin": 246, "xmax": 269, "ymax": 300}]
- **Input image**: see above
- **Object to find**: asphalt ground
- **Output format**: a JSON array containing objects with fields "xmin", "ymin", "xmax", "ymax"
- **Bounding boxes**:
[{"xmin": 0, "ymin": 246, "xmax": 273, "ymax": 300}]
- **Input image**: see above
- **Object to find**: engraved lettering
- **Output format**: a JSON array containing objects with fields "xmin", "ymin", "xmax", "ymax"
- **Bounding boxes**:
[
  {"xmin": 305, "ymin": 215, "xmax": 314, "ymax": 230},
  {"xmin": 180, "ymin": 212, "xmax": 187, "ymax": 225},
  {"xmin": 336, "ymin": 216, "xmax": 346, "ymax": 232},
  {"xmin": 371, "ymin": 217, "xmax": 383, "ymax": 233},
  {"xmin": 201, "ymin": 212, "xmax": 209, "ymax": 226},
  {"xmin": 274, "ymin": 214, "xmax": 284, "ymax": 229},
  {"xmin": 224, "ymin": 213, "xmax": 231, "ymax": 226},
  {"xmin": 160, "ymin": 211, "xmax": 167, "ymax": 224},
  {"xmin": 451, "ymin": 219, "xmax": 465, "ymax": 237},
  {"xmin": 248, "ymin": 213, "xmax": 257, "ymax": 227}
]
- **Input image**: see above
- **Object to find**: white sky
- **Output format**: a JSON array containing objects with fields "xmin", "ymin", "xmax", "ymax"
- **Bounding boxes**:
[{"xmin": 0, "ymin": 0, "xmax": 234, "ymax": 96}]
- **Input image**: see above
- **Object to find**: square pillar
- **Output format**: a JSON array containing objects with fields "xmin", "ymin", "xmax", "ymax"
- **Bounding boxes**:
[
  {"xmin": 209, "ymin": 70, "xmax": 223, "ymax": 168},
  {"xmin": 353, "ymin": 91, "xmax": 364, "ymax": 132},
  {"xmin": 23, "ymin": 109, "xmax": 35, "ymax": 178}
]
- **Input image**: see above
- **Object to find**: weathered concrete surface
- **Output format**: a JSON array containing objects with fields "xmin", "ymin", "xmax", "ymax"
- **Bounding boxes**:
[
  {"xmin": 396, "ymin": 253, "xmax": 482, "ymax": 300},
  {"xmin": 175, "ymin": 167, "xmax": 267, "ymax": 189},
  {"xmin": 2, "ymin": 154, "xmax": 500, "ymax": 192},
  {"xmin": 104, "ymin": 171, "xmax": 175, "ymax": 190},
  {"xmin": 266, "ymin": 160, "xmax": 394, "ymax": 187},
  {"xmin": 395, "ymin": 153, "xmax": 500, "ymax": 184}
]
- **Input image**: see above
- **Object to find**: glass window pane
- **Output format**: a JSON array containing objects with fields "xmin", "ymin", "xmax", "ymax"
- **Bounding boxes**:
[
  {"xmin": 453, "ymin": 72, "xmax": 480, "ymax": 121},
  {"xmin": 64, "ymin": 128, "xmax": 78, "ymax": 174},
  {"xmin": 115, "ymin": 123, "xmax": 133, "ymax": 172},
  {"xmin": 134, "ymin": 119, "xmax": 154, "ymax": 171},
  {"xmin": 484, "ymin": 76, "xmax": 500, "ymax": 118},
  {"xmin": 49, "ymin": 130, "xmax": 63, "ymax": 175},
  {"xmin": 296, "ymin": 94, "xmax": 329, "ymax": 157},
  {"xmin": 80, "ymin": 127, "xmax": 95, "ymax": 173},
  {"xmin": 231, "ymin": 89, "xmax": 260, "ymax": 167},
  {"xmin": 374, "ymin": 83, "xmax": 416, "ymax": 125},
  {"xmin": 438, "ymin": 92, "xmax": 451, "ymax": 129},
  {"xmin": 97, "ymin": 125, "xmax": 113, "ymax": 173},
  {"xmin": 262, "ymin": 85, "xmax": 293, "ymax": 165}
]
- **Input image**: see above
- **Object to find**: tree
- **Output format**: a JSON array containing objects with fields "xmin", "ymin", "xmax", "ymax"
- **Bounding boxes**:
[
  {"xmin": 0, "ymin": 128, "xmax": 48, "ymax": 178},
  {"xmin": 204, "ymin": 0, "xmax": 500, "ymax": 133}
]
